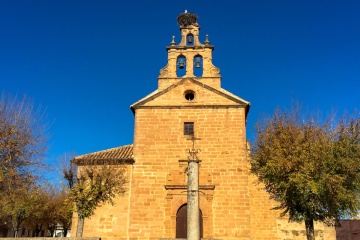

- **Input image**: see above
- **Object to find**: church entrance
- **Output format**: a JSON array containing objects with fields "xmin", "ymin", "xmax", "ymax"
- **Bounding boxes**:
[{"xmin": 175, "ymin": 204, "xmax": 203, "ymax": 238}]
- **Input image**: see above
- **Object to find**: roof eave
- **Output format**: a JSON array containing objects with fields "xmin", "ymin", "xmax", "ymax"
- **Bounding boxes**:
[
  {"xmin": 130, "ymin": 105, "xmax": 135, "ymax": 114},
  {"xmin": 72, "ymin": 158, "xmax": 135, "ymax": 166},
  {"xmin": 245, "ymin": 103, "xmax": 250, "ymax": 120}
]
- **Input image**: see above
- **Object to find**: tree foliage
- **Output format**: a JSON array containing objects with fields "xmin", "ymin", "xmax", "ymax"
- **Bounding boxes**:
[
  {"xmin": 20, "ymin": 186, "xmax": 50, "ymax": 236},
  {"xmin": 251, "ymin": 107, "xmax": 360, "ymax": 240},
  {"xmin": 0, "ymin": 94, "xmax": 46, "ymax": 183},
  {"xmin": 0, "ymin": 93, "xmax": 47, "ymax": 237},
  {"xmin": 0, "ymin": 184, "xmax": 50, "ymax": 237},
  {"xmin": 22, "ymin": 185, "xmax": 73, "ymax": 237},
  {"xmin": 63, "ymin": 163, "xmax": 128, "ymax": 237},
  {"xmin": 52, "ymin": 189, "xmax": 73, "ymax": 237}
]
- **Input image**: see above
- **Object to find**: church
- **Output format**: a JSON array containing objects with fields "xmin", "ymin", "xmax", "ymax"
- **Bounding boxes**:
[{"xmin": 70, "ymin": 13, "xmax": 335, "ymax": 240}]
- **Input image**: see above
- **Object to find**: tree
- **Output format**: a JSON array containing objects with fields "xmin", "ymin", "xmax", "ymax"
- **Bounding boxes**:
[
  {"xmin": 0, "ymin": 93, "xmax": 48, "ymax": 237},
  {"xmin": 0, "ymin": 93, "xmax": 47, "ymax": 183},
  {"xmin": 0, "ymin": 93, "xmax": 47, "ymax": 237},
  {"xmin": 52, "ymin": 189, "xmax": 73, "ymax": 237},
  {"xmin": 22, "ymin": 185, "xmax": 72, "ymax": 237},
  {"xmin": 0, "ymin": 94, "xmax": 47, "ymax": 196},
  {"xmin": 250, "ymin": 107, "xmax": 360, "ymax": 240},
  {"xmin": 21, "ymin": 186, "xmax": 49, "ymax": 237},
  {"xmin": 0, "ymin": 184, "xmax": 45, "ymax": 237},
  {"xmin": 63, "ymin": 163, "xmax": 128, "ymax": 237}
]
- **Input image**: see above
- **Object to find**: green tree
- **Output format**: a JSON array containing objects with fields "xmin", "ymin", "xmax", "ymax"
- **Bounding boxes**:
[
  {"xmin": 250, "ymin": 107, "xmax": 360, "ymax": 240},
  {"xmin": 1, "ymin": 184, "xmax": 46, "ymax": 237},
  {"xmin": 21, "ymin": 186, "xmax": 49, "ymax": 237},
  {"xmin": 52, "ymin": 189, "xmax": 73, "ymax": 237},
  {"xmin": 23, "ymin": 185, "xmax": 72, "ymax": 237},
  {"xmin": 63, "ymin": 163, "xmax": 128, "ymax": 237}
]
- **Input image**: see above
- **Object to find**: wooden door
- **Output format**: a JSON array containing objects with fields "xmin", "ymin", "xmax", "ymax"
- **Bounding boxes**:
[{"xmin": 176, "ymin": 204, "xmax": 203, "ymax": 238}]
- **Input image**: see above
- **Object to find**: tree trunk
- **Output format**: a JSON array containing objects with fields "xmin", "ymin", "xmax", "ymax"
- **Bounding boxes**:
[
  {"xmin": 14, "ymin": 221, "xmax": 20, "ymax": 238},
  {"xmin": 35, "ymin": 224, "xmax": 42, "ymax": 237},
  {"xmin": 48, "ymin": 225, "xmax": 55, "ymax": 237},
  {"xmin": 63, "ymin": 228, "xmax": 68, "ymax": 237},
  {"xmin": 76, "ymin": 217, "xmax": 84, "ymax": 237},
  {"xmin": 305, "ymin": 218, "xmax": 315, "ymax": 240}
]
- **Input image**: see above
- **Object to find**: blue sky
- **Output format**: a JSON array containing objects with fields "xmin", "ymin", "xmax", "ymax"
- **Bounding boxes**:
[{"xmin": 1, "ymin": 1, "xmax": 359, "ymax": 182}]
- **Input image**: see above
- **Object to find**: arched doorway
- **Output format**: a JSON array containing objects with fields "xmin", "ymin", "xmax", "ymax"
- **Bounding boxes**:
[{"xmin": 176, "ymin": 204, "xmax": 203, "ymax": 238}]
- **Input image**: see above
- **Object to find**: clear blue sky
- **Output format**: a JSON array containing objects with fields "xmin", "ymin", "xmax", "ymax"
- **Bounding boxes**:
[{"xmin": 1, "ymin": 1, "xmax": 359, "ymax": 182}]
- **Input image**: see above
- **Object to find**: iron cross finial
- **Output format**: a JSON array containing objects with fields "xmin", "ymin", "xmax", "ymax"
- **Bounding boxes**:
[{"xmin": 186, "ymin": 134, "xmax": 201, "ymax": 160}]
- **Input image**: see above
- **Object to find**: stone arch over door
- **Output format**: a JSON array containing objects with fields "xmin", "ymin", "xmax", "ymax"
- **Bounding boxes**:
[
  {"xmin": 176, "ymin": 204, "xmax": 203, "ymax": 238},
  {"xmin": 166, "ymin": 188, "xmax": 214, "ymax": 238}
]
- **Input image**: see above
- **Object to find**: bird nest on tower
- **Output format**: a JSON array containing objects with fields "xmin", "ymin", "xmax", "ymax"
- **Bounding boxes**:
[{"xmin": 177, "ymin": 12, "xmax": 198, "ymax": 27}]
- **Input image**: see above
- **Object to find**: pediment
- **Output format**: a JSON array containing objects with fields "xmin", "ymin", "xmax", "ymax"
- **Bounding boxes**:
[{"xmin": 131, "ymin": 78, "xmax": 250, "ymax": 114}]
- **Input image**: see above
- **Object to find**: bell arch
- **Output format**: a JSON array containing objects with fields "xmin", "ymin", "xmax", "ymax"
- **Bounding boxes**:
[
  {"xmin": 176, "ymin": 55, "xmax": 186, "ymax": 77},
  {"xmin": 193, "ymin": 55, "xmax": 203, "ymax": 77},
  {"xmin": 186, "ymin": 33, "xmax": 194, "ymax": 46}
]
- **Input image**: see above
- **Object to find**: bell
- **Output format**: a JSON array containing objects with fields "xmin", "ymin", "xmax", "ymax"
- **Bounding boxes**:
[
  {"xmin": 178, "ymin": 59, "xmax": 185, "ymax": 69},
  {"xmin": 187, "ymin": 36, "xmax": 193, "ymax": 43},
  {"xmin": 195, "ymin": 58, "xmax": 201, "ymax": 68}
]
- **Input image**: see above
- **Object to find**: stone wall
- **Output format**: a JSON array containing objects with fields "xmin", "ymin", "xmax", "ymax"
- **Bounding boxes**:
[
  {"xmin": 0, "ymin": 238, "xmax": 100, "ymax": 240},
  {"xmin": 335, "ymin": 220, "xmax": 360, "ymax": 240},
  {"xmin": 130, "ymin": 81, "xmax": 250, "ymax": 239},
  {"xmin": 71, "ymin": 165, "xmax": 132, "ymax": 238},
  {"xmin": 276, "ymin": 219, "xmax": 336, "ymax": 240},
  {"xmin": 248, "ymin": 174, "xmax": 281, "ymax": 239}
]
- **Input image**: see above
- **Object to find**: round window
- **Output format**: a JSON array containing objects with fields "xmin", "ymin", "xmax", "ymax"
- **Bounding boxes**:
[{"xmin": 184, "ymin": 90, "xmax": 195, "ymax": 101}]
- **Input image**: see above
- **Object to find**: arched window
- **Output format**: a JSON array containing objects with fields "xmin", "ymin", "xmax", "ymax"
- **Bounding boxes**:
[
  {"xmin": 176, "ymin": 204, "xmax": 203, "ymax": 238},
  {"xmin": 193, "ymin": 55, "xmax": 203, "ymax": 77},
  {"xmin": 176, "ymin": 55, "xmax": 186, "ymax": 77},
  {"xmin": 186, "ymin": 33, "xmax": 194, "ymax": 46}
]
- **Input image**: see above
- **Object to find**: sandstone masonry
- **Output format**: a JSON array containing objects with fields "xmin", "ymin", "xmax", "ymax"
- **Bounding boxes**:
[{"xmin": 71, "ymin": 13, "xmax": 336, "ymax": 240}]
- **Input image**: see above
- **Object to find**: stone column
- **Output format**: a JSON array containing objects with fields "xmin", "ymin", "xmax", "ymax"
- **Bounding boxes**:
[{"xmin": 187, "ymin": 158, "xmax": 200, "ymax": 240}]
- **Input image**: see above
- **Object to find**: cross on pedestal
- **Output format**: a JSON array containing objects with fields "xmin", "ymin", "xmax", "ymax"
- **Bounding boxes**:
[{"xmin": 186, "ymin": 135, "xmax": 201, "ymax": 240}]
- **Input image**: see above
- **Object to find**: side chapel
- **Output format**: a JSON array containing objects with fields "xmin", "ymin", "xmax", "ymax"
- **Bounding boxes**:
[{"xmin": 71, "ymin": 13, "xmax": 336, "ymax": 240}]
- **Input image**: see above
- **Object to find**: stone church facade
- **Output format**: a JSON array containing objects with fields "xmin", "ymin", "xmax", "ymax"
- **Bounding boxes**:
[{"xmin": 71, "ymin": 13, "xmax": 336, "ymax": 240}]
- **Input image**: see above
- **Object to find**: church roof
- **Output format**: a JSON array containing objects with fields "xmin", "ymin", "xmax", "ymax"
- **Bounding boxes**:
[
  {"xmin": 130, "ymin": 89, "xmax": 159, "ymax": 108},
  {"xmin": 72, "ymin": 144, "xmax": 134, "ymax": 166},
  {"xmin": 218, "ymin": 88, "xmax": 250, "ymax": 105}
]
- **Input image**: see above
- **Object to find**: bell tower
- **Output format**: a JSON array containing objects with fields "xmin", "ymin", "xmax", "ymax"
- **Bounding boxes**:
[
  {"xmin": 158, "ymin": 11, "xmax": 221, "ymax": 90},
  {"xmin": 130, "ymin": 11, "xmax": 253, "ymax": 239}
]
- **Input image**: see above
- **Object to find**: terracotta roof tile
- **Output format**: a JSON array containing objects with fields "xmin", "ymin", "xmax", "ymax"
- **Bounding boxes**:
[{"xmin": 73, "ymin": 144, "xmax": 134, "ymax": 166}]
